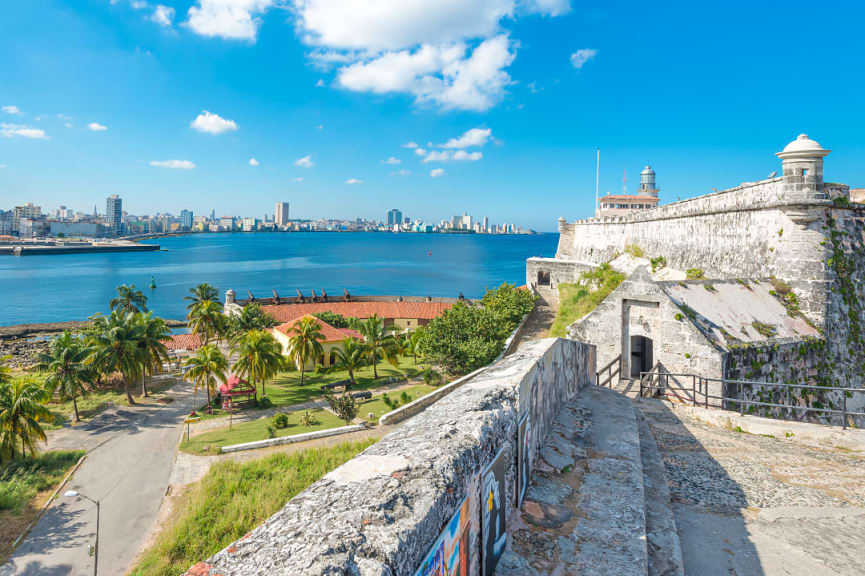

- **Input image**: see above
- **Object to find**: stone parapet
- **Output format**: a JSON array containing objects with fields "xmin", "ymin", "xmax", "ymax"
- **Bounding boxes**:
[{"xmin": 189, "ymin": 337, "xmax": 596, "ymax": 575}]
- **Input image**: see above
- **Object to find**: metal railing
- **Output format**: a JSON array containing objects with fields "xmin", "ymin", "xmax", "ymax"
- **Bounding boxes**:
[
  {"xmin": 596, "ymin": 355, "xmax": 621, "ymax": 388},
  {"xmin": 639, "ymin": 371, "xmax": 865, "ymax": 430}
]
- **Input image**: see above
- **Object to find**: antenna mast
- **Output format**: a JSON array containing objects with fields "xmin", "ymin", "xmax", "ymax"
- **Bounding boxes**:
[{"xmin": 595, "ymin": 148, "xmax": 600, "ymax": 218}]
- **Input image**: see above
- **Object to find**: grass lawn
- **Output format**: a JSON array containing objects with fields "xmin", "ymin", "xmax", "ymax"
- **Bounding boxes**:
[
  {"xmin": 356, "ymin": 384, "xmax": 438, "ymax": 423},
  {"xmin": 263, "ymin": 355, "xmax": 427, "ymax": 407},
  {"xmin": 550, "ymin": 264, "xmax": 626, "ymax": 337},
  {"xmin": 0, "ymin": 450, "xmax": 86, "ymax": 562},
  {"xmin": 180, "ymin": 408, "xmax": 347, "ymax": 455},
  {"xmin": 130, "ymin": 438, "xmax": 377, "ymax": 576}
]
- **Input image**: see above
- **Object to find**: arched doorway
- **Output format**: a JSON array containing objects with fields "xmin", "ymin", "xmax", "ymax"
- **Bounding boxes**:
[
  {"xmin": 329, "ymin": 351, "xmax": 337, "ymax": 366},
  {"xmin": 630, "ymin": 335, "xmax": 654, "ymax": 378},
  {"xmin": 537, "ymin": 270, "xmax": 551, "ymax": 287}
]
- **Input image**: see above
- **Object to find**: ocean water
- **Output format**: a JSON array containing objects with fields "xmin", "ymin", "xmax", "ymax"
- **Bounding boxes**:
[{"xmin": 0, "ymin": 232, "xmax": 558, "ymax": 326}]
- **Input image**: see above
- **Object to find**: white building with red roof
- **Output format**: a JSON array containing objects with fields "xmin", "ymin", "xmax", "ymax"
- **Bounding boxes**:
[{"xmin": 272, "ymin": 314, "xmax": 362, "ymax": 369}]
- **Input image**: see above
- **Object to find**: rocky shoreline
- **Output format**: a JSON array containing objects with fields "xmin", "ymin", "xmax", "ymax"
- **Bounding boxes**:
[{"xmin": 0, "ymin": 319, "xmax": 186, "ymax": 370}]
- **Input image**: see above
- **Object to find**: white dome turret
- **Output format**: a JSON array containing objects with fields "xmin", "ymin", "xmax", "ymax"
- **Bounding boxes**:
[{"xmin": 777, "ymin": 134, "xmax": 830, "ymax": 161}]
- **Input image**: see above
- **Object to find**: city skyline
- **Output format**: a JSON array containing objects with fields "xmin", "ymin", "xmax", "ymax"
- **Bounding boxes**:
[{"xmin": 2, "ymin": 2, "xmax": 865, "ymax": 231}]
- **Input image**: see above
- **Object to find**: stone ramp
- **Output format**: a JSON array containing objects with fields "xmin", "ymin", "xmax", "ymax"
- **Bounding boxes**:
[
  {"xmin": 498, "ymin": 385, "xmax": 648, "ymax": 575},
  {"xmin": 637, "ymin": 397, "xmax": 865, "ymax": 575}
]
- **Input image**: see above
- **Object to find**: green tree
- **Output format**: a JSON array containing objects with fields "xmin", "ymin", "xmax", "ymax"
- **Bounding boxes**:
[
  {"xmin": 322, "ymin": 390, "xmax": 359, "ymax": 426},
  {"xmin": 183, "ymin": 345, "xmax": 228, "ymax": 410},
  {"xmin": 285, "ymin": 317, "xmax": 325, "ymax": 385},
  {"xmin": 38, "ymin": 332, "xmax": 92, "ymax": 422},
  {"xmin": 403, "ymin": 328, "xmax": 425, "ymax": 362},
  {"xmin": 330, "ymin": 338, "xmax": 366, "ymax": 387},
  {"xmin": 480, "ymin": 283, "xmax": 537, "ymax": 328},
  {"xmin": 312, "ymin": 311, "xmax": 350, "ymax": 328},
  {"xmin": 232, "ymin": 330, "xmax": 284, "ymax": 397},
  {"xmin": 228, "ymin": 303, "xmax": 278, "ymax": 345},
  {"xmin": 419, "ymin": 302, "xmax": 510, "ymax": 375},
  {"xmin": 110, "ymin": 284, "xmax": 148, "ymax": 314},
  {"xmin": 185, "ymin": 282, "xmax": 219, "ymax": 311},
  {"xmin": 188, "ymin": 300, "xmax": 226, "ymax": 345},
  {"xmin": 351, "ymin": 314, "xmax": 399, "ymax": 379},
  {"xmin": 0, "ymin": 374, "xmax": 54, "ymax": 462},
  {"xmin": 87, "ymin": 309, "xmax": 143, "ymax": 405},
  {"xmin": 135, "ymin": 312, "xmax": 171, "ymax": 398}
]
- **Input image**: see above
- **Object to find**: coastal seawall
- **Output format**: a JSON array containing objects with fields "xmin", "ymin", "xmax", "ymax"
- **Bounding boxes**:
[{"xmin": 0, "ymin": 242, "xmax": 160, "ymax": 256}]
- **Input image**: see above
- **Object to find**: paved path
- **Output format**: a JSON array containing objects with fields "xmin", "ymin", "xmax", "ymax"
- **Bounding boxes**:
[
  {"xmin": 2, "ymin": 380, "xmax": 197, "ymax": 576},
  {"xmin": 639, "ymin": 398, "xmax": 865, "ymax": 575},
  {"xmin": 511, "ymin": 286, "xmax": 559, "ymax": 348}
]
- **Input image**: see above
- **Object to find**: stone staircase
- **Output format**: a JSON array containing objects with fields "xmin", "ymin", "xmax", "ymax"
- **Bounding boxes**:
[{"xmin": 499, "ymin": 385, "xmax": 684, "ymax": 576}]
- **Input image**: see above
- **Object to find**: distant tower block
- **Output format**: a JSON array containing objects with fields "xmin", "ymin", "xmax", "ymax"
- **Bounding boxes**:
[
  {"xmin": 639, "ymin": 165, "xmax": 659, "ymax": 198},
  {"xmin": 776, "ymin": 134, "xmax": 831, "ymax": 201}
]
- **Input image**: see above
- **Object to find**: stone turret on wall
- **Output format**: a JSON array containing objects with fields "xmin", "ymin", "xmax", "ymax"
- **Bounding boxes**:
[{"xmin": 776, "ymin": 134, "xmax": 831, "ymax": 202}]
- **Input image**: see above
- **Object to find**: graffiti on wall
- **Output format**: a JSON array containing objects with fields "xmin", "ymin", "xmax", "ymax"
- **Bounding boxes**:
[
  {"xmin": 414, "ymin": 493, "xmax": 474, "ymax": 576},
  {"xmin": 481, "ymin": 447, "xmax": 507, "ymax": 576}
]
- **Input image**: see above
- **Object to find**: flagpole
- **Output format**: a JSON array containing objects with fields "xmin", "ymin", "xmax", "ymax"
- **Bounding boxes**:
[{"xmin": 595, "ymin": 148, "xmax": 600, "ymax": 218}]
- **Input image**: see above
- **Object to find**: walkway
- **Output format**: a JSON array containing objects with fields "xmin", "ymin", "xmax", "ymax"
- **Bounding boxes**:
[
  {"xmin": 511, "ymin": 285, "xmax": 559, "ymax": 348},
  {"xmin": 1, "ymin": 380, "xmax": 198, "ymax": 576},
  {"xmin": 639, "ymin": 397, "xmax": 865, "ymax": 575}
]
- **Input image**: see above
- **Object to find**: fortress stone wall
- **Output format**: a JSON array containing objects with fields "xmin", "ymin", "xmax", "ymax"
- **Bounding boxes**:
[{"xmin": 189, "ymin": 338, "xmax": 596, "ymax": 575}]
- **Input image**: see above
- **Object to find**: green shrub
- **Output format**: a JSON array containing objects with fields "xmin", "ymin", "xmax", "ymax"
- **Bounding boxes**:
[
  {"xmin": 312, "ymin": 311, "xmax": 351, "ymax": 328},
  {"xmin": 649, "ymin": 256, "xmax": 667, "ymax": 273},
  {"xmin": 266, "ymin": 425, "xmax": 276, "ymax": 439},
  {"xmin": 399, "ymin": 391, "xmax": 411, "ymax": 405},
  {"xmin": 299, "ymin": 410, "xmax": 317, "ymax": 427},
  {"xmin": 624, "ymin": 243, "xmax": 645, "ymax": 258},
  {"xmin": 271, "ymin": 412, "xmax": 290, "ymax": 429},
  {"xmin": 0, "ymin": 450, "xmax": 84, "ymax": 513},
  {"xmin": 257, "ymin": 397, "xmax": 273, "ymax": 409},
  {"xmin": 423, "ymin": 367, "xmax": 443, "ymax": 386}
]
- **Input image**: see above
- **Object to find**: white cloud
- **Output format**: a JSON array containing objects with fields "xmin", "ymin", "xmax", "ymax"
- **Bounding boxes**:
[
  {"xmin": 88, "ymin": 122, "xmax": 108, "ymax": 131},
  {"xmin": 151, "ymin": 4, "xmax": 175, "ymax": 26},
  {"xmin": 569, "ymin": 48, "xmax": 597, "ymax": 69},
  {"xmin": 414, "ymin": 148, "xmax": 427, "ymax": 156},
  {"xmin": 0, "ymin": 123, "xmax": 47, "ymax": 139},
  {"xmin": 2, "ymin": 105, "xmax": 22, "ymax": 115},
  {"xmin": 440, "ymin": 127, "xmax": 491, "ymax": 148},
  {"xmin": 249, "ymin": 157, "xmax": 259, "ymax": 166},
  {"xmin": 390, "ymin": 169, "xmax": 411, "ymax": 176},
  {"xmin": 186, "ymin": 0, "xmax": 273, "ymax": 42},
  {"xmin": 315, "ymin": 79, "xmax": 325, "ymax": 87},
  {"xmin": 402, "ymin": 141, "xmax": 418, "ymax": 148},
  {"xmin": 289, "ymin": 176, "xmax": 304, "ymax": 182},
  {"xmin": 430, "ymin": 168, "xmax": 445, "ymax": 178},
  {"xmin": 345, "ymin": 178, "xmax": 363, "ymax": 184},
  {"xmin": 421, "ymin": 149, "xmax": 483, "ymax": 163},
  {"xmin": 294, "ymin": 0, "xmax": 568, "ymax": 111},
  {"xmin": 131, "ymin": 0, "xmax": 149, "ymax": 9},
  {"xmin": 295, "ymin": 155, "xmax": 314, "ymax": 168},
  {"xmin": 190, "ymin": 110, "xmax": 238, "ymax": 134},
  {"xmin": 382, "ymin": 156, "xmax": 401, "ymax": 165},
  {"xmin": 150, "ymin": 159, "xmax": 196, "ymax": 169},
  {"xmin": 317, "ymin": 124, "xmax": 324, "ymax": 130}
]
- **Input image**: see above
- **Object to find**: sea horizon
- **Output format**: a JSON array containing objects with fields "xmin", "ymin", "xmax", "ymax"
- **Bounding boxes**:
[{"xmin": 0, "ymin": 231, "xmax": 558, "ymax": 327}]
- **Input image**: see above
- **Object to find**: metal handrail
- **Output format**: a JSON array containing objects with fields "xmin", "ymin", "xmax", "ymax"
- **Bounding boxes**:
[
  {"xmin": 639, "ymin": 371, "xmax": 864, "ymax": 430},
  {"xmin": 637, "ymin": 362, "xmax": 662, "ymax": 398},
  {"xmin": 596, "ymin": 355, "xmax": 621, "ymax": 388}
]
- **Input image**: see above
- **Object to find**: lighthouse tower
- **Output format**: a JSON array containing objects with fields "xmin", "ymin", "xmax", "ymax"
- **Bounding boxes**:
[{"xmin": 638, "ymin": 165, "xmax": 659, "ymax": 199}]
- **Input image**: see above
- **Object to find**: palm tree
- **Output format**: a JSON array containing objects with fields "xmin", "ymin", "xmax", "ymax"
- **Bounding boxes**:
[
  {"xmin": 0, "ymin": 376, "xmax": 54, "ymax": 462},
  {"xmin": 185, "ymin": 282, "xmax": 219, "ymax": 311},
  {"xmin": 187, "ymin": 300, "xmax": 226, "ymax": 345},
  {"xmin": 330, "ymin": 338, "xmax": 366, "ymax": 388},
  {"xmin": 404, "ymin": 328, "xmax": 425, "ymax": 362},
  {"xmin": 38, "ymin": 332, "xmax": 91, "ymax": 422},
  {"xmin": 135, "ymin": 312, "xmax": 171, "ymax": 398},
  {"xmin": 87, "ymin": 309, "xmax": 142, "ymax": 405},
  {"xmin": 353, "ymin": 314, "xmax": 399, "ymax": 379},
  {"xmin": 184, "ymin": 345, "xmax": 228, "ymax": 412},
  {"xmin": 110, "ymin": 284, "xmax": 148, "ymax": 313},
  {"xmin": 285, "ymin": 317, "xmax": 325, "ymax": 385},
  {"xmin": 232, "ymin": 330, "xmax": 284, "ymax": 397},
  {"xmin": 227, "ymin": 302, "xmax": 277, "ymax": 345}
]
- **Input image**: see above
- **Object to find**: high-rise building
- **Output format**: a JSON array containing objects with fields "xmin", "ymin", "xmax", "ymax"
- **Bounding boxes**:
[
  {"xmin": 461, "ymin": 213, "xmax": 472, "ymax": 230},
  {"xmin": 482, "ymin": 216, "xmax": 489, "ymax": 233},
  {"xmin": 275, "ymin": 202, "xmax": 290, "ymax": 228},
  {"xmin": 12, "ymin": 203, "xmax": 41, "ymax": 233},
  {"xmin": 386, "ymin": 208, "xmax": 403, "ymax": 227},
  {"xmin": 180, "ymin": 209, "xmax": 194, "ymax": 229},
  {"xmin": 106, "ymin": 195, "xmax": 122, "ymax": 236}
]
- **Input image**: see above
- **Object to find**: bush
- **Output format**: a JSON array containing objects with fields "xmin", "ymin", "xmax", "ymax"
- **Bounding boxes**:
[
  {"xmin": 423, "ymin": 367, "xmax": 443, "ymax": 386},
  {"xmin": 313, "ymin": 312, "xmax": 350, "ymax": 328},
  {"xmin": 399, "ymin": 391, "xmax": 411, "ymax": 405},
  {"xmin": 257, "ymin": 397, "xmax": 273, "ymax": 409},
  {"xmin": 299, "ymin": 410, "xmax": 317, "ymax": 427},
  {"xmin": 480, "ymin": 283, "xmax": 537, "ymax": 328},
  {"xmin": 266, "ymin": 425, "xmax": 276, "ymax": 439},
  {"xmin": 271, "ymin": 413, "xmax": 289, "ymax": 429},
  {"xmin": 382, "ymin": 393, "xmax": 395, "ymax": 409},
  {"xmin": 323, "ymin": 390, "xmax": 359, "ymax": 425}
]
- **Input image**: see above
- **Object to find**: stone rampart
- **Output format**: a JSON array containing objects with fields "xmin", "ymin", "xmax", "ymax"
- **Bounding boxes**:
[{"xmin": 190, "ymin": 338, "xmax": 596, "ymax": 575}]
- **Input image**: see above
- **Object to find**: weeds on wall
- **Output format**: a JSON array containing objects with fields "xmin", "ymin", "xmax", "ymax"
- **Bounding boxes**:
[
  {"xmin": 550, "ymin": 263, "xmax": 626, "ymax": 338},
  {"xmin": 649, "ymin": 256, "xmax": 667, "ymax": 273},
  {"xmin": 624, "ymin": 243, "xmax": 645, "ymax": 258},
  {"xmin": 686, "ymin": 268, "xmax": 705, "ymax": 280}
]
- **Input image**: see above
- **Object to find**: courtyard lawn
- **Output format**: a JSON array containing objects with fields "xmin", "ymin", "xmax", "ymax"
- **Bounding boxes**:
[
  {"xmin": 264, "ymin": 355, "xmax": 427, "ymax": 407},
  {"xmin": 1, "ymin": 450, "xmax": 86, "ymax": 562},
  {"xmin": 179, "ymin": 408, "xmax": 346, "ymax": 455},
  {"xmin": 356, "ymin": 384, "xmax": 438, "ymax": 423},
  {"xmin": 130, "ymin": 439, "xmax": 376, "ymax": 576}
]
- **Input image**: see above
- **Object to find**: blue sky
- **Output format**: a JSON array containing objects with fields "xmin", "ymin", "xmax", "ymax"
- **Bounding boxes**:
[{"xmin": 1, "ymin": 0, "xmax": 864, "ymax": 231}]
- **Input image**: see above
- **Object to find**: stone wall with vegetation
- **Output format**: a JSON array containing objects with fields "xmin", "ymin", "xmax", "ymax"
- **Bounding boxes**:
[{"xmin": 188, "ymin": 337, "xmax": 596, "ymax": 575}]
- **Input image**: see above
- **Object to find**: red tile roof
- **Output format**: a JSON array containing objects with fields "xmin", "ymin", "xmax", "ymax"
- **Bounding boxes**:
[
  {"xmin": 263, "ymin": 301, "xmax": 452, "ymax": 324},
  {"xmin": 274, "ymin": 314, "xmax": 362, "ymax": 343},
  {"xmin": 162, "ymin": 333, "xmax": 202, "ymax": 351}
]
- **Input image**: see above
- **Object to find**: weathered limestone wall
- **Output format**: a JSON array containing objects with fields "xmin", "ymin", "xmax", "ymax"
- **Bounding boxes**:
[
  {"xmin": 555, "ymin": 178, "xmax": 837, "ymax": 325},
  {"xmin": 192, "ymin": 338, "xmax": 596, "ymax": 576},
  {"xmin": 525, "ymin": 257, "xmax": 595, "ymax": 289},
  {"xmin": 569, "ymin": 268, "xmax": 724, "ymax": 398}
]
